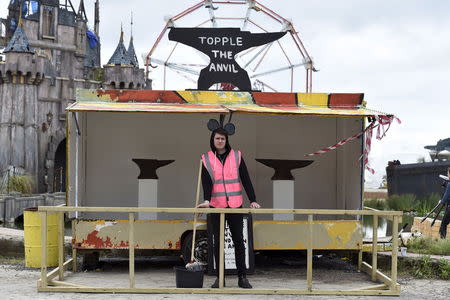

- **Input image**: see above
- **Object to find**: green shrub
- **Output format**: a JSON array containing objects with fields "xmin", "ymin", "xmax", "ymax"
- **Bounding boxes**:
[
  {"xmin": 386, "ymin": 194, "xmax": 416, "ymax": 211},
  {"xmin": 363, "ymin": 198, "xmax": 386, "ymax": 210},
  {"xmin": 412, "ymin": 256, "xmax": 450, "ymax": 279},
  {"xmin": 438, "ymin": 258, "xmax": 450, "ymax": 280},
  {"xmin": 413, "ymin": 255, "xmax": 434, "ymax": 278}
]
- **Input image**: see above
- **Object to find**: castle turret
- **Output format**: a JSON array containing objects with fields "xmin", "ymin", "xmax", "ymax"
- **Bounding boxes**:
[
  {"xmin": 127, "ymin": 12, "xmax": 138, "ymax": 68},
  {"xmin": 127, "ymin": 36, "xmax": 139, "ymax": 68},
  {"xmin": 107, "ymin": 26, "xmax": 129, "ymax": 65}
]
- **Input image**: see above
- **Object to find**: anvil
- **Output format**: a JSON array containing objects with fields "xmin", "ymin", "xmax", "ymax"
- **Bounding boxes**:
[
  {"xmin": 168, "ymin": 27, "xmax": 286, "ymax": 91},
  {"xmin": 132, "ymin": 159, "xmax": 175, "ymax": 179},
  {"xmin": 255, "ymin": 159, "xmax": 314, "ymax": 180}
]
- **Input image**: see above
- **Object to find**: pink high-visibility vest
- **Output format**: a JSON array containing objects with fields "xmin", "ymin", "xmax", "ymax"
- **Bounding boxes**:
[{"xmin": 201, "ymin": 150, "xmax": 243, "ymax": 208}]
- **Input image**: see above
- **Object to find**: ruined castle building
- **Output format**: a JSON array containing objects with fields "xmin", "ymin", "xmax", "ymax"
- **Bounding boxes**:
[{"xmin": 0, "ymin": 0, "xmax": 148, "ymax": 193}]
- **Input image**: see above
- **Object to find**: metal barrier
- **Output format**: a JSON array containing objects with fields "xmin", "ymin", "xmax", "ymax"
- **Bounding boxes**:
[{"xmin": 36, "ymin": 206, "xmax": 402, "ymax": 296}]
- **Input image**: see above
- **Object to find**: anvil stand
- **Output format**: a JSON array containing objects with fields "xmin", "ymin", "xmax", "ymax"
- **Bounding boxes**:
[
  {"xmin": 131, "ymin": 159, "xmax": 174, "ymax": 220},
  {"xmin": 255, "ymin": 159, "xmax": 313, "ymax": 221}
]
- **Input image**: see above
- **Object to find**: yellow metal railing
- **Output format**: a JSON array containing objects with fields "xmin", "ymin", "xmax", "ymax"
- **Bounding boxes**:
[{"xmin": 37, "ymin": 206, "xmax": 402, "ymax": 296}]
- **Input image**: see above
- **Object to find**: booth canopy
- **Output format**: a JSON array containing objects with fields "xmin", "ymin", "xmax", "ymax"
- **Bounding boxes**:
[{"xmin": 69, "ymin": 89, "xmax": 389, "ymax": 117}]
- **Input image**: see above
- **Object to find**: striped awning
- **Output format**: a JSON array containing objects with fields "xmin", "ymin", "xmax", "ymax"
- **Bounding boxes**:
[{"xmin": 68, "ymin": 89, "xmax": 390, "ymax": 117}]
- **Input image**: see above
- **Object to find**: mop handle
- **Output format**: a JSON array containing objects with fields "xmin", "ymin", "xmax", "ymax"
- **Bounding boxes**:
[{"xmin": 191, "ymin": 159, "xmax": 203, "ymax": 262}]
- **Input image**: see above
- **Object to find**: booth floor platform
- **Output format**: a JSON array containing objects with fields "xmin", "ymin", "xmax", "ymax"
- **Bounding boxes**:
[{"xmin": 54, "ymin": 255, "xmax": 373, "ymax": 290}]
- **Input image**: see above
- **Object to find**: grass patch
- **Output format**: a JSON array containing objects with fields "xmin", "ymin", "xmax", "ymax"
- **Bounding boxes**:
[
  {"xmin": 407, "ymin": 237, "xmax": 450, "ymax": 256},
  {"xmin": 386, "ymin": 194, "xmax": 416, "ymax": 211},
  {"xmin": 0, "ymin": 174, "xmax": 34, "ymax": 195},
  {"xmin": 0, "ymin": 256, "xmax": 24, "ymax": 265},
  {"xmin": 382, "ymin": 193, "xmax": 442, "ymax": 216},
  {"xmin": 363, "ymin": 198, "xmax": 386, "ymax": 210},
  {"xmin": 415, "ymin": 193, "xmax": 441, "ymax": 216}
]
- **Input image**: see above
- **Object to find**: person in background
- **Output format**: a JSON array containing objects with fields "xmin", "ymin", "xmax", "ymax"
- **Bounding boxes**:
[{"xmin": 439, "ymin": 167, "xmax": 450, "ymax": 239}]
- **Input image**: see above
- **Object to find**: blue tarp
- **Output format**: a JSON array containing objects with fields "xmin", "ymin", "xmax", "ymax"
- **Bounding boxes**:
[
  {"xmin": 86, "ymin": 30, "xmax": 99, "ymax": 49},
  {"xmin": 30, "ymin": 1, "xmax": 39, "ymax": 14},
  {"xmin": 10, "ymin": 18, "xmax": 16, "ymax": 30}
]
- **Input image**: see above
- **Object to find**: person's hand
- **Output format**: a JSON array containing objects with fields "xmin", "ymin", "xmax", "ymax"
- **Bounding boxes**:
[
  {"xmin": 250, "ymin": 202, "xmax": 260, "ymax": 209},
  {"xmin": 195, "ymin": 200, "xmax": 210, "ymax": 217}
]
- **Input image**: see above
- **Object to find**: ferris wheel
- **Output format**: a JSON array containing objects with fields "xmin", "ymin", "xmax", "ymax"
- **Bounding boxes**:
[{"xmin": 145, "ymin": 0, "xmax": 316, "ymax": 92}]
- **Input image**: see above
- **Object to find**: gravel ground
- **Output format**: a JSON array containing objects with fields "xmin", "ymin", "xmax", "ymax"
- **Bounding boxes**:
[{"xmin": 0, "ymin": 255, "xmax": 449, "ymax": 300}]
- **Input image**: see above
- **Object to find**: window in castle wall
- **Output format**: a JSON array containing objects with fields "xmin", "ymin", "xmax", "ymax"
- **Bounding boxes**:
[{"xmin": 42, "ymin": 6, "xmax": 55, "ymax": 37}]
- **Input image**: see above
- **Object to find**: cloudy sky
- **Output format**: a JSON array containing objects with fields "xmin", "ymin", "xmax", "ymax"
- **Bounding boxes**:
[{"xmin": 1, "ymin": 1, "xmax": 448, "ymax": 187}]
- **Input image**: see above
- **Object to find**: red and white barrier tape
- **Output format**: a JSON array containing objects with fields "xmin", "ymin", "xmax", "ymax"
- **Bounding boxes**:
[{"xmin": 306, "ymin": 115, "xmax": 401, "ymax": 174}]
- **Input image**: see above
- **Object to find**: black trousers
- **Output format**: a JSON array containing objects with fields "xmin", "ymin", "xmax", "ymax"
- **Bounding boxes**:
[
  {"xmin": 210, "ymin": 212, "xmax": 247, "ymax": 277},
  {"xmin": 439, "ymin": 204, "xmax": 450, "ymax": 239}
]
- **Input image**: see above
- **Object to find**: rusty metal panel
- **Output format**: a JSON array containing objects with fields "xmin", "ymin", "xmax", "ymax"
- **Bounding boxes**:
[
  {"xmin": 74, "ymin": 219, "xmax": 362, "ymax": 251},
  {"xmin": 253, "ymin": 220, "xmax": 362, "ymax": 250},
  {"xmin": 73, "ymin": 219, "xmax": 207, "ymax": 250}
]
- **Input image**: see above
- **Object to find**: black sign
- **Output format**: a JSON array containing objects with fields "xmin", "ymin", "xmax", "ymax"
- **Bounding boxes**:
[
  {"xmin": 168, "ymin": 27, "xmax": 286, "ymax": 91},
  {"xmin": 206, "ymin": 213, "xmax": 254, "ymax": 275}
]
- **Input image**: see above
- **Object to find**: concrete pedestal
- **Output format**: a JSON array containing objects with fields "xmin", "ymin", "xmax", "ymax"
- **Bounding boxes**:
[
  {"xmin": 137, "ymin": 179, "xmax": 158, "ymax": 220},
  {"xmin": 255, "ymin": 158, "xmax": 314, "ymax": 221},
  {"xmin": 132, "ymin": 159, "xmax": 174, "ymax": 220},
  {"xmin": 273, "ymin": 180, "xmax": 294, "ymax": 221}
]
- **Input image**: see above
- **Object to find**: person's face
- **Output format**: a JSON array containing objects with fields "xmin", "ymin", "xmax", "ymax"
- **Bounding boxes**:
[
  {"xmin": 214, "ymin": 133, "xmax": 227, "ymax": 151},
  {"xmin": 448, "ymin": 169, "xmax": 450, "ymax": 178}
]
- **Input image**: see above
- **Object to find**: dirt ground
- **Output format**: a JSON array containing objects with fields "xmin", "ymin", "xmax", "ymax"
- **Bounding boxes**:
[{"xmin": 0, "ymin": 255, "xmax": 449, "ymax": 300}]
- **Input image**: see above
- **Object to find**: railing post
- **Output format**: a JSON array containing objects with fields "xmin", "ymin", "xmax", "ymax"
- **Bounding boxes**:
[
  {"xmin": 71, "ymin": 219, "xmax": 77, "ymax": 272},
  {"xmin": 307, "ymin": 214, "xmax": 313, "ymax": 291},
  {"xmin": 391, "ymin": 215, "xmax": 399, "ymax": 291},
  {"xmin": 371, "ymin": 215, "xmax": 378, "ymax": 281},
  {"xmin": 40, "ymin": 211, "xmax": 47, "ymax": 287},
  {"xmin": 129, "ymin": 212, "xmax": 135, "ymax": 288},
  {"xmin": 58, "ymin": 212, "xmax": 64, "ymax": 280},
  {"xmin": 219, "ymin": 212, "xmax": 225, "ymax": 289},
  {"xmin": 358, "ymin": 249, "xmax": 363, "ymax": 272}
]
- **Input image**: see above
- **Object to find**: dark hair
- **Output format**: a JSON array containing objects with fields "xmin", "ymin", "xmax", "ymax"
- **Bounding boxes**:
[
  {"xmin": 448, "ymin": 167, "xmax": 450, "ymax": 173},
  {"xmin": 210, "ymin": 128, "xmax": 231, "ymax": 152}
]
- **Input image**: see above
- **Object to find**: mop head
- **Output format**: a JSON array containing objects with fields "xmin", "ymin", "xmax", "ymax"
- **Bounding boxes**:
[{"xmin": 185, "ymin": 261, "xmax": 204, "ymax": 271}]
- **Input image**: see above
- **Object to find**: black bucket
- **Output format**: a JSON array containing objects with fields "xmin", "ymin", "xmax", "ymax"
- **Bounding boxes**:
[{"xmin": 174, "ymin": 266, "xmax": 204, "ymax": 288}]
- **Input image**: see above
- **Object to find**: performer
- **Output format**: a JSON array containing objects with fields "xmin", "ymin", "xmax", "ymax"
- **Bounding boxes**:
[{"xmin": 197, "ymin": 117, "xmax": 260, "ymax": 288}]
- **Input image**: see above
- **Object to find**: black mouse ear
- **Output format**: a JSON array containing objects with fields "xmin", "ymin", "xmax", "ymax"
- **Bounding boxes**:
[
  {"xmin": 223, "ymin": 123, "xmax": 235, "ymax": 135},
  {"xmin": 207, "ymin": 119, "xmax": 221, "ymax": 131}
]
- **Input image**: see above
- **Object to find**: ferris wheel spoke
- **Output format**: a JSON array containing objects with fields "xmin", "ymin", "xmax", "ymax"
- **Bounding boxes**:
[
  {"xmin": 243, "ymin": 42, "xmax": 273, "ymax": 69},
  {"xmin": 250, "ymin": 62, "xmax": 306, "ymax": 78},
  {"xmin": 150, "ymin": 58, "xmax": 200, "ymax": 76}
]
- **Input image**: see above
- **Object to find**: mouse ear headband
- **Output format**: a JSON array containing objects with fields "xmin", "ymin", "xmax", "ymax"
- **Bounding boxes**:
[{"xmin": 207, "ymin": 114, "xmax": 236, "ymax": 135}]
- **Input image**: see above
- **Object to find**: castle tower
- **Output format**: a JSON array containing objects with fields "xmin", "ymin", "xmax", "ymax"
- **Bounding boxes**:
[
  {"xmin": 103, "ymin": 26, "xmax": 145, "ymax": 89},
  {"xmin": 0, "ymin": 25, "xmax": 45, "ymax": 188}
]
